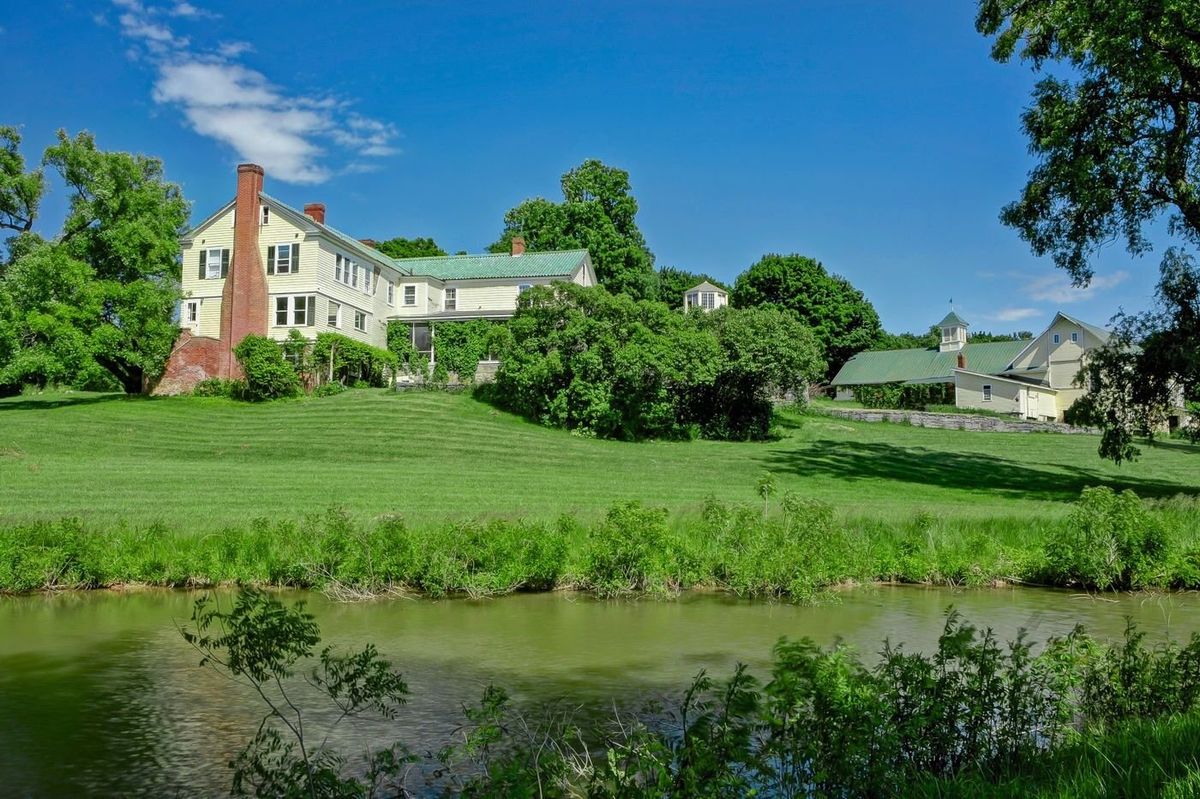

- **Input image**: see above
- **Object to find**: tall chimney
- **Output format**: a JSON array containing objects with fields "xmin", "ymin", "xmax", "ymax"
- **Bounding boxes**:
[
  {"xmin": 304, "ymin": 202, "xmax": 326, "ymax": 225},
  {"xmin": 511, "ymin": 236, "xmax": 525, "ymax": 256},
  {"xmin": 359, "ymin": 238, "xmax": 377, "ymax": 249},
  {"xmin": 956, "ymin": 352, "xmax": 967, "ymax": 370},
  {"xmin": 218, "ymin": 163, "xmax": 270, "ymax": 376}
]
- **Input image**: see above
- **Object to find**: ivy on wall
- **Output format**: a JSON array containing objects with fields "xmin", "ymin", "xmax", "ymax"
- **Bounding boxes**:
[
  {"xmin": 852, "ymin": 382, "xmax": 954, "ymax": 410},
  {"xmin": 311, "ymin": 333, "xmax": 398, "ymax": 387}
]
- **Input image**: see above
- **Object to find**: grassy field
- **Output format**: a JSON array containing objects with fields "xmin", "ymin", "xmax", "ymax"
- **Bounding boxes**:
[{"xmin": 1, "ymin": 388, "xmax": 1197, "ymax": 532}]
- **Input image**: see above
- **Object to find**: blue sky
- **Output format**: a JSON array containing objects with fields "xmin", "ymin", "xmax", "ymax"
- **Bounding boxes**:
[{"xmin": 3, "ymin": 1, "xmax": 1162, "ymax": 333}]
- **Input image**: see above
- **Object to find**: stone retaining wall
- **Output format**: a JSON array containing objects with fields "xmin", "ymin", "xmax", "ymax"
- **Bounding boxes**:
[{"xmin": 822, "ymin": 407, "xmax": 1098, "ymax": 435}]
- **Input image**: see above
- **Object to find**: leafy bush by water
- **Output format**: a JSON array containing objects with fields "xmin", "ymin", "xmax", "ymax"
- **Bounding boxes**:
[
  {"xmin": 184, "ymin": 590, "xmax": 1200, "ymax": 798},
  {"xmin": 1044, "ymin": 486, "xmax": 1176, "ymax": 589}
]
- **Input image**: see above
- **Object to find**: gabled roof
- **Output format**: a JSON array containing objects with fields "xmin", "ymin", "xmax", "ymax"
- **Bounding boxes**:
[
  {"xmin": 686, "ymin": 281, "xmax": 727, "ymax": 294},
  {"xmin": 831, "ymin": 340, "xmax": 1028, "ymax": 386},
  {"xmin": 259, "ymin": 193, "xmax": 408, "ymax": 274},
  {"xmin": 184, "ymin": 192, "xmax": 590, "ymax": 283},
  {"xmin": 395, "ymin": 250, "xmax": 589, "ymax": 281},
  {"xmin": 937, "ymin": 311, "xmax": 969, "ymax": 328},
  {"xmin": 1006, "ymin": 311, "xmax": 1112, "ymax": 368}
]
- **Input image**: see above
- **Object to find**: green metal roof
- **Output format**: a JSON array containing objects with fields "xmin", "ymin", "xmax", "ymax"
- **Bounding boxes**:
[
  {"xmin": 259, "ymin": 192, "xmax": 587, "ymax": 280},
  {"xmin": 936, "ymin": 311, "xmax": 969, "ymax": 328},
  {"xmin": 395, "ymin": 250, "xmax": 588, "ymax": 281},
  {"xmin": 831, "ymin": 340, "xmax": 1028, "ymax": 386}
]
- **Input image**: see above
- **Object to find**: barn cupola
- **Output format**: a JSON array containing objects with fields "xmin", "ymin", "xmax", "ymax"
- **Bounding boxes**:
[{"xmin": 937, "ymin": 310, "xmax": 969, "ymax": 352}]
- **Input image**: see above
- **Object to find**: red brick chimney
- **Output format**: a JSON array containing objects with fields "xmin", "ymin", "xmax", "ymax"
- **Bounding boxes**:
[
  {"xmin": 304, "ymin": 202, "xmax": 326, "ymax": 225},
  {"xmin": 511, "ymin": 236, "xmax": 525, "ymax": 256},
  {"xmin": 359, "ymin": 238, "xmax": 377, "ymax": 249},
  {"xmin": 218, "ymin": 163, "xmax": 270, "ymax": 376},
  {"xmin": 956, "ymin": 352, "xmax": 967, "ymax": 370}
]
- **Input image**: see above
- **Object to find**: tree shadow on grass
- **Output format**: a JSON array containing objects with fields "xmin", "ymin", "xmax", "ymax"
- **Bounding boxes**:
[
  {"xmin": 762, "ymin": 438, "xmax": 1200, "ymax": 504},
  {"xmin": 0, "ymin": 393, "xmax": 141, "ymax": 412}
]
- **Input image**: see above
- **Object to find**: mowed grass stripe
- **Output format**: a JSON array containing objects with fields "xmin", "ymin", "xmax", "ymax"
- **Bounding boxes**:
[{"xmin": 1, "ymin": 390, "xmax": 1198, "ymax": 532}]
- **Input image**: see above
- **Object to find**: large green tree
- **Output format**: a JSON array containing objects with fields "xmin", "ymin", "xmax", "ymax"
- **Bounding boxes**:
[
  {"xmin": 375, "ymin": 236, "xmax": 445, "ymax": 260},
  {"xmin": 490, "ymin": 160, "xmax": 656, "ymax": 299},
  {"xmin": 730, "ymin": 253, "xmax": 881, "ymax": 379},
  {"xmin": 978, "ymin": 0, "xmax": 1200, "ymax": 460},
  {"xmin": 0, "ymin": 129, "xmax": 188, "ymax": 393},
  {"xmin": 491, "ymin": 283, "xmax": 822, "ymax": 440}
]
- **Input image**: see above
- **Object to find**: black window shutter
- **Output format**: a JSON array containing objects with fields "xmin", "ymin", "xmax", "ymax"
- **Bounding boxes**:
[
  {"xmin": 292, "ymin": 242, "xmax": 299, "ymax": 273},
  {"xmin": 221, "ymin": 249, "xmax": 230, "ymax": 278},
  {"xmin": 199, "ymin": 250, "xmax": 207, "ymax": 280},
  {"xmin": 306, "ymin": 296, "xmax": 316, "ymax": 326},
  {"xmin": 267, "ymin": 246, "xmax": 275, "ymax": 275}
]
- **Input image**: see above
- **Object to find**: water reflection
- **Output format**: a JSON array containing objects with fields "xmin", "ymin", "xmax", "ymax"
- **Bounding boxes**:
[{"xmin": 0, "ymin": 587, "xmax": 1195, "ymax": 796}]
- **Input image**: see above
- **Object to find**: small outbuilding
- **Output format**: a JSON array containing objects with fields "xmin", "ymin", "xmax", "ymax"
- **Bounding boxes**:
[{"xmin": 683, "ymin": 281, "xmax": 729, "ymax": 312}]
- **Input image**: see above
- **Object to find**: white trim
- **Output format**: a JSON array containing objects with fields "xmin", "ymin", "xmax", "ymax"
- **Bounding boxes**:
[
  {"xmin": 982, "ymin": 384, "xmax": 993, "ymax": 402},
  {"xmin": 327, "ymin": 300, "xmax": 341, "ymax": 329},
  {"xmin": 952, "ymin": 368, "xmax": 1059, "ymax": 392},
  {"xmin": 205, "ymin": 247, "xmax": 223, "ymax": 279},
  {"xmin": 444, "ymin": 286, "xmax": 457, "ymax": 311},
  {"xmin": 273, "ymin": 294, "xmax": 315, "ymax": 327}
]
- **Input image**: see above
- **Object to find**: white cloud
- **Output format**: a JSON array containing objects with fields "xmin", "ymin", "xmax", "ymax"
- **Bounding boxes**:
[
  {"xmin": 216, "ymin": 41, "xmax": 253, "ymax": 58},
  {"xmin": 1025, "ymin": 270, "xmax": 1129, "ymax": 304},
  {"xmin": 170, "ymin": 2, "xmax": 218, "ymax": 17},
  {"xmin": 990, "ymin": 307, "xmax": 1042, "ymax": 323},
  {"xmin": 105, "ymin": 0, "xmax": 398, "ymax": 185}
]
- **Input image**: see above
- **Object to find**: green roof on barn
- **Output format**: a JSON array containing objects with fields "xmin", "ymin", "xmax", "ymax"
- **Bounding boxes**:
[
  {"xmin": 394, "ymin": 250, "xmax": 589, "ymax": 281},
  {"xmin": 831, "ymin": 340, "xmax": 1029, "ymax": 386}
]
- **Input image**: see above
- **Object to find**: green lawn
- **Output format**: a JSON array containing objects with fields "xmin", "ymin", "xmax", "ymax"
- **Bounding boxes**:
[{"xmin": 1, "ymin": 389, "xmax": 1197, "ymax": 532}]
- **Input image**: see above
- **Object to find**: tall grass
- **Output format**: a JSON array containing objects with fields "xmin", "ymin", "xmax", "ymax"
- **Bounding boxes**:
[{"xmin": 4, "ymin": 487, "xmax": 1199, "ymax": 596}]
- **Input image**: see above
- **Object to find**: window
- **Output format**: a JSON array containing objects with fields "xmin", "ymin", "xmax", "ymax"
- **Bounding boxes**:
[
  {"xmin": 1053, "ymin": 333, "xmax": 1061, "ymax": 344},
  {"xmin": 335, "ymin": 254, "xmax": 344, "ymax": 283},
  {"xmin": 354, "ymin": 310, "xmax": 367, "ymax": 332},
  {"xmin": 686, "ymin": 292, "xmax": 698, "ymax": 308},
  {"xmin": 351, "ymin": 262, "xmax": 359, "ymax": 289},
  {"xmin": 942, "ymin": 327, "xmax": 953, "ymax": 343},
  {"xmin": 1071, "ymin": 332, "xmax": 1079, "ymax": 343},
  {"xmin": 404, "ymin": 285, "xmax": 416, "ymax": 306},
  {"xmin": 410, "ymin": 323, "xmax": 432, "ymax": 355},
  {"xmin": 203, "ymin": 247, "xmax": 225, "ymax": 279},
  {"xmin": 387, "ymin": 281, "xmax": 395, "ymax": 306},
  {"xmin": 982, "ymin": 384, "xmax": 993, "ymax": 402},
  {"xmin": 261, "ymin": 205, "xmax": 270, "ymax": 225},
  {"xmin": 518, "ymin": 284, "xmax": 532, "ymax": 295},
  {"xmin": 275, "ymin": 295, "xmax": 314, "ymax": 326},
  {"xmin": 701, "ymin": 291, "xmax": 715, "ymax": 310},
  {"xmin": 184, "ymin": 299, "xmax": 199, "ymax": 324},
  {"xmin": 327, "ymin": 301, "xmax": 341, "ymax": 328},
  {"xmin": 363, "ymin": 268, "xmax": 374, "ymax": 296},
  {"xmin": 445, "ymin": 287, "xmax": 457, "ymax": 311},
  {"xmin": 270, "ymin": 243, "xmax": 294, "ymax": 274}
]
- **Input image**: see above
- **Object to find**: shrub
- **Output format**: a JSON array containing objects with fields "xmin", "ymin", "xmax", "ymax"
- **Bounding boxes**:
[
  {"xmin": 1044, "ymin": 486, "xmax": 1173, "ymax": 589},
  {"xmin": 192, "ymin": 378, "xmax": 244, "ymax": 398},
  {"xmin": 232, "ymin": 335, "xmax": 301, "ymax": 401},
  {"xmin": 492, "ymin": 283, "xmax": 823, "ymax": 441},
  {"xmin": 311, "ymin": 381, "xmax": 345, "ymax": 398},
  {"xmin": 585, "ymin": 501, "xmax": 677, "ymax": 595}
]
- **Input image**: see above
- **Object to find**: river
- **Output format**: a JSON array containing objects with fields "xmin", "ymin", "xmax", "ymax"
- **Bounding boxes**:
[{"xmin": 1, "ymin": 586, "xmax": 1196, "ymax": 797}]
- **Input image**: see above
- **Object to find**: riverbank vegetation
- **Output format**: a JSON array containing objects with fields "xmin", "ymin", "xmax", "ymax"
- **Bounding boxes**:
[
  {"xmin": 186, "ymin": 589, "xmax": 1200, "ymax": 797},
  {"xmin": 4, "ymin": 485, "xmax": 1199, "ymax": 596}
]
